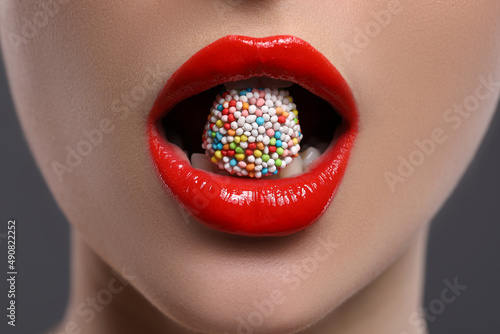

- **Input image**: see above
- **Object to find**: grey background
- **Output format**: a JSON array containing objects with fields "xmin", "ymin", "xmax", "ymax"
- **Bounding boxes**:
[{"xmin": 0, "ymin": 52, "xmax": 499, "ymax": 333}]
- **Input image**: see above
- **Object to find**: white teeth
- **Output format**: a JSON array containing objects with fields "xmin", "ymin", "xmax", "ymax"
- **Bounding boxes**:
[
  {"xmin": 191, "ymin": 153, "xmax": 219, "ymax": 173},
  {"xmin": 316, "ymin": 142, "xmax": 329, "ymax": 154},
  {"xmin": 224, "ymin": 78, "xmax": 294, "ymax": 90},
  {"xmin": 192, "ymin": 145, "xmax": 326, "ymax": 177},
  {"xmin": 278, "ymin": 155, "xmax": 303, "ymax": 179},
  {"xmin": 300, "ymin": 147, "xmax": 321, "ymax": 171}
]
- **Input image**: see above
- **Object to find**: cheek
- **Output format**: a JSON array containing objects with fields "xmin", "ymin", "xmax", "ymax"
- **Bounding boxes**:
[
  {"xmin": 310, "ymin": 0, "xmax": 500, "ymax": 307},
  {"xmin": 339, "ymin": 0, "xmax": 500, "ymax": 205},
  {"xmin": 0, "ymin": 2, "xmax": 193, "ymax": 280},
  {"xmin": 310, "ymin": 3, "xmax": 500, "ymax": 327}
]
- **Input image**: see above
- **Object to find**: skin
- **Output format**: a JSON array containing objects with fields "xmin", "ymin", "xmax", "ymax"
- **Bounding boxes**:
[{"xmin": 1, "ymin": 1, "xmax": 500, "ymax": 333}]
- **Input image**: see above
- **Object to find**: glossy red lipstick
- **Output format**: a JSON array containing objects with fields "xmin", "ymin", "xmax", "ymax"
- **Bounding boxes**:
[{"xmin": 148, "ymin": 35, "xmax": 358, "ymax": 236}]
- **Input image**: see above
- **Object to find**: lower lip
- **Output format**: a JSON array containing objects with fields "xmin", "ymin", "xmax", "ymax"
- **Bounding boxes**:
[{"xmin": 148, "ymin": 35, "xmax": 358, "ymax": 236}]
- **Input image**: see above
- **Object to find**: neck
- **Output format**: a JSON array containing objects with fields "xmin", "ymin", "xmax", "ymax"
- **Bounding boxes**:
[
  {"xmin": 306, "ymin": 227, "xmax": 429, "ymax": 334},
  {"xmin": 51, "ymin": 228, "xmax": 429, "ymax": 334},
  {"xmin": 49, "ymin": 229, "xmax": 192, "ymax": 334}
]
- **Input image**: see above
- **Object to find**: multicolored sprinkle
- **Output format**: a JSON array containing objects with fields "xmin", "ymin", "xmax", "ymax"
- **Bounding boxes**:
[{"xmin": 202, "ymin": 87, "xmax": 303, "ymax": 178}]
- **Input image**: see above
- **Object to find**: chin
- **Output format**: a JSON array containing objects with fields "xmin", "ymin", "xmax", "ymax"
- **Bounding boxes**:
[
  {"xmin": 131, "ymin": 220, "xmax": 355, "ymax": 334},
  {"xmin": 157, "ymin": 281, "xmax": 335, "ymax": 334}
]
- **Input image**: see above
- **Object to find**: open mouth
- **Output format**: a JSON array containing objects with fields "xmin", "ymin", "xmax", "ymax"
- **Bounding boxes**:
[
  {"xmin": 148, "ymin": 35, "xmax": 358, "ymax": 236},
  {"xmin": 161, "ymin": 80, "xmax": 342, "ymax": 179}
]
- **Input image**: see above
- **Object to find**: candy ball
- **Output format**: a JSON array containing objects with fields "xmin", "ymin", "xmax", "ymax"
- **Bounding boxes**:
[{"xmin": 202, "ymin": 87, "xmax": 303, "ymax": 178}]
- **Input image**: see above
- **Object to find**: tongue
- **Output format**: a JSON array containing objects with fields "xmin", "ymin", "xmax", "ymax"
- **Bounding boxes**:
[{"xmin": 224, "ymin": 78, "xmax": 294, "ymax": 90}]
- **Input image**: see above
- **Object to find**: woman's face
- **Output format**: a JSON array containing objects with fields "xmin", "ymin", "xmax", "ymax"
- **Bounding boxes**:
[{"xmin": 2, "ymin": 1, "xmax": 500, "ymax": 332}]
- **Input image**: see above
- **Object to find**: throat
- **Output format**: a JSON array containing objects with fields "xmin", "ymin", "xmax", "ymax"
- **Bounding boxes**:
[
  {"xmin": 53, "ymin": 229, "xmax": 193, "ymax": 334},
  {"xmin": 303, "ymin": 228, "xmax": 429, "ymax": 334}
]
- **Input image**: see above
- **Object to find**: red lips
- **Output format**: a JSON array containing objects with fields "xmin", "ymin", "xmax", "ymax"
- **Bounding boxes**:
[{"xmin": 148, "ymin": 35, "xmax": 358, "ymax": 236}]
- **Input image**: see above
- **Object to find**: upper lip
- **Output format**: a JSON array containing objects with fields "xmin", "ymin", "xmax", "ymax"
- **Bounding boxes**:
[{"xmin": 148, "ymin": 35, "xmax": 358, "ymax": 236}]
